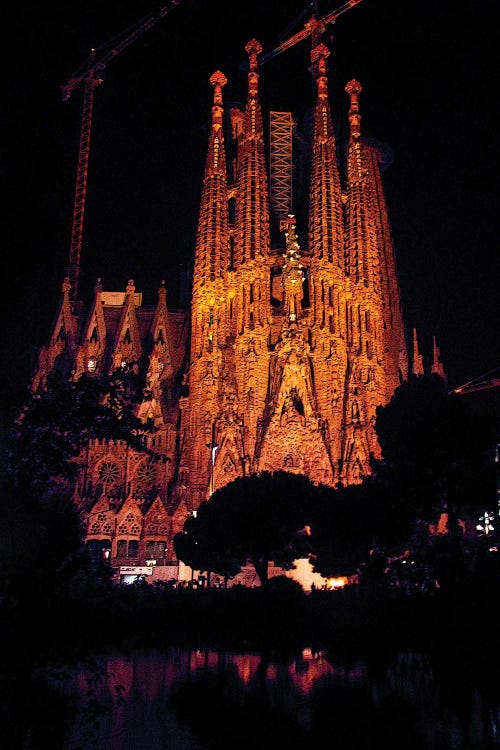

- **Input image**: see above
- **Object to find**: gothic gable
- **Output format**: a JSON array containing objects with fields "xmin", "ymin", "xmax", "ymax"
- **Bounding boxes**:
[{"xmin": 111, "ymin": 281, "xmax": 143, "ymax": 368}]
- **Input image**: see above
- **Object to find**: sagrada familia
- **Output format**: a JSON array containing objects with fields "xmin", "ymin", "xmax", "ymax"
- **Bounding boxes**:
[{"xmin": 31, "ymin": 35, "xmax": 444, "ymax": 575}]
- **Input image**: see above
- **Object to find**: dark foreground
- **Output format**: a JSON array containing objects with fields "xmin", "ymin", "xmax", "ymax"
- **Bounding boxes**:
[{"xmin": 1, "ymin": 580, "xmax": 498, "ymax": 748}]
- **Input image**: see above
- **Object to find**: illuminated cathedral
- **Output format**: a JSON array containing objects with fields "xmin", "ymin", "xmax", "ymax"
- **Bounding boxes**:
[{"xmin": 32, "ymin": 36, "xmax": 443, "ymax": 576}]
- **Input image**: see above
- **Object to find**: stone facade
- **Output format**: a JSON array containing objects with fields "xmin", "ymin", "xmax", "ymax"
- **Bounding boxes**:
[{"xmin": 32, "ymin": 37, "xmax": 418, "ymax": 575}]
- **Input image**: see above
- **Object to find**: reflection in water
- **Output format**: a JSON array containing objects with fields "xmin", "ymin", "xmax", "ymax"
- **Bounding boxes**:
[{"xmin": 51, "ymin": 647, "xmax": 500, "ymax": 749}]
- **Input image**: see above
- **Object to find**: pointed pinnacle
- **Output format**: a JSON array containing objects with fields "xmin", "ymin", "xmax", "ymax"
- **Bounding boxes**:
[{"xmin": 245, "ymin": 39, "xmax": 262, "ymax": 71}]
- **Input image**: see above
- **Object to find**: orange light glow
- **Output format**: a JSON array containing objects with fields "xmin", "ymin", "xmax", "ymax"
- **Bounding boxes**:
[{"xmin": 326, "ymin": 577, "xmax": 348, "ymax": 589}]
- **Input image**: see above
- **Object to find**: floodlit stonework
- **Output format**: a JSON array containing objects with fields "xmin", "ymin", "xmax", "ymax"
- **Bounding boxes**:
[{"xmin": 32, "ymin": 38, "xmax": 418, "ymax": 576}]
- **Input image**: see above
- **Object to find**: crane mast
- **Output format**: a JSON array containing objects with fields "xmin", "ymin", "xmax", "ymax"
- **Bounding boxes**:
[
  {"xmin": 66, "ymin": 57, "xmax": 101, "ymax": 302},
  {"xmin": 62, "ymin": 1, "xmax": 183, "ymax": 301}
]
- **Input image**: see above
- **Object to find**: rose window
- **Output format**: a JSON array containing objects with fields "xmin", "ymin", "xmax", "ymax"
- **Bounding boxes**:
[
  {"xmin": 136, "ymin": 461, "xmax": 156, "ymax": 486},
  {"xmin": 98, "ymin": 460, "xmax": 120, "ymax": 486}
]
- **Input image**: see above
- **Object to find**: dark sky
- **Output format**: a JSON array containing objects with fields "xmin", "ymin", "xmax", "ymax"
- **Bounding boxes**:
[{"xmin": 2, "ymin": 0, "xmax": 499, "ymax": 422}]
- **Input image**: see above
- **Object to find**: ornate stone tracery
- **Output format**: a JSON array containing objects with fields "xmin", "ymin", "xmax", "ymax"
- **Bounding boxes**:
[{"xmin": 31, "ymin": 32, "xmax": 423, "ymax": 571}]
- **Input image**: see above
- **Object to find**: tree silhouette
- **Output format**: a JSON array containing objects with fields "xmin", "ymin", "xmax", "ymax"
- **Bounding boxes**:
[
  {"xmin": 1, "ymin": 367, "xmax": 153, "ymax": 603},
  {"xmin": 308, "ymin": 477, "xmax": 414, "ymax": 578},
  {"xmin": 374, "ymin": 373, "xmax": 497, "ymax": 529},
  {"xmin": 7, "ymin": 367, "xmax": 152, "ymax": 501},
  {"xmin": 174, "ymin": 471, "xmax": 319, "ymax": 587}
]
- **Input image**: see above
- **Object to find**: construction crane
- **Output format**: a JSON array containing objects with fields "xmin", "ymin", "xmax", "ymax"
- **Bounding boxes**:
[
  {"xmin": 259, "ymin": 0, "xmax": 363, "ymax": 67},
  {"xmin": 452, "ymin": 367, "xmax": 500, "ymax": 396},
  {"xmin": 61, "ymin": 1, "xmax": 184, "ymax": 302},
  {"xmin": 260, "ymin": 0, "xmax": 363, "ymax": 227}
]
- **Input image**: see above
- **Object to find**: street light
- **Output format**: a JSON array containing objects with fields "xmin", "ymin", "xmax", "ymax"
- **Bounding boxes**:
[{"xmin": 477, "ymin": 511, "xmax": 495, "ymax": 536}]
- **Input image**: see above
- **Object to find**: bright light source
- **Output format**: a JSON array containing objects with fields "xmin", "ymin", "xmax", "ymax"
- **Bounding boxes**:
[
  {"xmin": 326, "ymin": 577, "xmax": 347, "ymax": 589},
  {"xmin": 477, "ymin": 511, "xmax": 495, "ymax": 535}
]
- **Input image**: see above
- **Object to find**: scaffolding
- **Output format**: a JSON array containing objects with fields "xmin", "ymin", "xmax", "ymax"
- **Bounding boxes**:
[{"xmin": 269, "ymin": 111, "xmax": 294, "ymax": 226}]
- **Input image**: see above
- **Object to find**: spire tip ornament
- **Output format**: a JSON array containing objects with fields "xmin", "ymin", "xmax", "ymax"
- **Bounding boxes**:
[
  {"xmin": 346, "ymin": 79, "xmax": 362, "ymax": 139},
  {"xmin": 209, "ymin": 70, "xmax": 227, "ymax": 89},
  {"xmin": 245, "ymin": 38, "xmax": 262, "ymax": 71},
  {"xmin": 345, "ymin": 78, "xmax": 362, "ymax": 96}
]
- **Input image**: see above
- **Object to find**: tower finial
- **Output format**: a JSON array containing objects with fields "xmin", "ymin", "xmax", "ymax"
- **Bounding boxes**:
[
  {"xmin": 245, "ymin": 39, "xmax": 262, "ymax": 100},
  {"xmin": 412, "ymin": 328, "xmax": 424, "ymax": 376},
  {"xmin": 158, "ymin": 280, "xmax": 167, "ymax": 301},
  {"xmin": 209, "ymin": 70, "xmax": 227, "ymax": 108},
  {"xmin": 431, "ymin": 335, "xmax": 446, "ymax": 380},
  {"xmin": 345, "ymin": 79, "xmax": 362, "ymax": 139},
  {"xmin": 311, "ymin": 42, "xmax": 330, "ymax": 98},
  {"xmin": 245, "ymin": 38, "xmax": 262, "ymax": 73},
  {"xmin": 209, "ymin": 71, "xmax": 227, "ymax": 161}
]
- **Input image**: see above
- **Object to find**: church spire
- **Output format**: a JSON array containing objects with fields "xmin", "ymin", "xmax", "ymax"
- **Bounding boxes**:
[
  {"xmin": 233, "ymin": 39, "xmax": 270, "ymax": 268},
  {"xmin": 344, "ymin": 78, "xmax": 408, "ymax": 389},
  {"xmin": 344, "ymin": 78, "xmax": 379, "ymax": 288},
  {"xmin": 308, "ymin": 42, "xmax": 344, "ymax": 270},
  {"xmin": 191, "ymin": 70, "xmax": 230, "ymax": 354},
  {"xmin": 192, "ymin": 71, "xmax": 229, "ymax": 293}
]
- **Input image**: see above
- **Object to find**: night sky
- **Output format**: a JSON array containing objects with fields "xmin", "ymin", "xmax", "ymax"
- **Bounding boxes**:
[{"xmin": 2, "ymin": 0, "xmax": 499, "ymax": 424}]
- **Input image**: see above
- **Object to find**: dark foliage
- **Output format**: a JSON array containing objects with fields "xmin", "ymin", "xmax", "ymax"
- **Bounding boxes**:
[
  {"xmin": 309, "ymin": 374, "xmax": 498, "ymax": 581},
  {"xmin": 0, "ymin": 365, "xmax": 153, "ymax": 613},
  {"xmin": 308, "ymin": 477, "xmax": 416, "ymax": 578},
  {"xmin": 6, "ymin": 367, "xmax": 153, "ymax": 501},
  {"xmin": 374, "ymin": 373, "xmax": 497, "ymax": 522},
  {"xmin": 174, "ymin": 471, "xmax": 320, "ymax": 586}
]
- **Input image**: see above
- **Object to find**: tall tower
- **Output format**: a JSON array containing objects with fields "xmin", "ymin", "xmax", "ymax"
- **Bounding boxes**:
[
  {"xmin": 340, "ymin": 78, "xmax": 408, "ymax": 482},
  {"xmin": 227, "ymin": 39, "xmax": 273, "ymax": 482},
  {"xmin": 177, "ymin": 71, "xmax": 231, "ymax": 508},
  {"xmin": 304, "ymin": 40, "xmax": 348, "ymax": 482}
]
